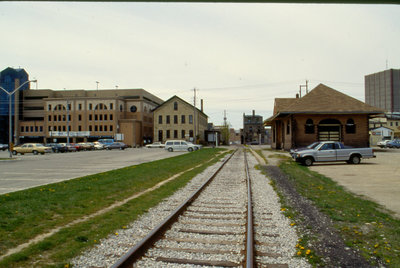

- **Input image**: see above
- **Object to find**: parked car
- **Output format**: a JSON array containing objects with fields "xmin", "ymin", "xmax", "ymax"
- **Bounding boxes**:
[
  {"xmin": 12, "ymin": 143, "xmax": 52, "ymax": 155},
  {"xmin": 292, "ymin": 141, "xmax": 375, "ymax": 166},
  {"xmin": 93, "ymin": 141, "xmax": 105, "ymax": 150},
  {"xmin": 387, "ymin": 139, "xmax": 400, "ymax": 148},
  {"xmin": 46, "ymin": 143, "xmax": 68, "ymax": 153},
  {"xmin": 164, "ymin": 140, "xmax": 197, "ymax": 152},
  {"xmin": 377, "ymin": 139, "xmax": 391, "ymax": 148},
  {"xmin": 0, "ymin": 144, "xmax": 8, "ymax": 151},
  {"xmin": 59, "ymin": 143, "xmax": 78, "ymax": 152},
  {"xmin": 105, "ymin": 142, "xmax": 128, "ymax": 150},
  {"xmin": 146, "ymin": 142, "xmax": 165, "ymax": 148},
  {"xmin": 78, "ymin": 142, "xmax": 94, "ymax": 151}
]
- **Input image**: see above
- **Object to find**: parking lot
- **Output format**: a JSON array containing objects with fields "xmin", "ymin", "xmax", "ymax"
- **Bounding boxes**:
[
  {"xmin": 0, "ymin": 148, "xmax": 185, "ymax": 195},
  {"xmin": 309, "ymin": 148, "xmax": 400, "ymax": 219},
  {"xmin": 257, "ymin": 146, "xmax": 400, "ymax": 219}
]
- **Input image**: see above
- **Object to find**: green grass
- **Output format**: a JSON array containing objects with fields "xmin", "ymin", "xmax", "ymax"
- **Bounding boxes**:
[
  {"xmin": 0, "ymin": 148, "xmax": 228, "ymax": 266},
  {"xmin": 277, "ymin": 159, "xmax": 400, "ymax": 267}
]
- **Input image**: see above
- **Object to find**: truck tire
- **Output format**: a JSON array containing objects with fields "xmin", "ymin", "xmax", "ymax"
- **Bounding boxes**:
[
  {"xmin": 12, "ymin": 150, "xmax": 17, "ymax": 155},
  {"xmin": 188, "ymin": 147, "xmax": 193, "ymax": 152},
  {"xmin": 168, "ymin": 147, "xmax": 173, "ymax": 152},
  {"xmin": 33, "ymin": 150, "xmax": 38, "ymax": 155},
  {"xmin": 303, "ymin": 157, "xmax": 314, "ymax": 166},
  {"xmin": 350, "ymin": 155, "xmax": 361, "ymax": 164}
]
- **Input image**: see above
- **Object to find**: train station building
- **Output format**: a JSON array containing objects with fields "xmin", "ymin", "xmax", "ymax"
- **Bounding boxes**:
[{"xmin": 265, "ymin": 84, "xmax": 384, "ymax": 150}]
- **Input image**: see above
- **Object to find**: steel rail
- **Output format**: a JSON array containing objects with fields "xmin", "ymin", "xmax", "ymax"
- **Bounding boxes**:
[
  {"xmin": 112, "ymin": 149, "xmax": 237, "ymax": 268},
  {"xmin": 244, "ymin": 149, "xmax": 254, "ymax": 268}
]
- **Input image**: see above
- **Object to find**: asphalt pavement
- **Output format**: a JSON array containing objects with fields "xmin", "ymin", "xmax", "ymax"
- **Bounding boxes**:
[{"xmin": 0, "ymin": 148, "xmax": 185, "ymax": 195}]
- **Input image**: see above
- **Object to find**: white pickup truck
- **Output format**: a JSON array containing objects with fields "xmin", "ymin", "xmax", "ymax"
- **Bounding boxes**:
[{"xmin": 292, "ymin": 141, "xmax": 376, "ymax": 166}]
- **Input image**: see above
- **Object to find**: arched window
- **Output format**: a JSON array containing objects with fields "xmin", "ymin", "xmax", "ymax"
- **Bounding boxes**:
[
  {"xmin": 305, "ymin": 119, "xmax": 314, "ymax": 134},
  {"xmin": 54, "ymin": 104, "xmax": 66, "ymax": 111},
  {"xmin": 95, "ymin": 103, "xmax": 108, "ymax": 110},
  {"xmin": 346, "ymin": 118, "xmax": 356, "ymax": 134}
]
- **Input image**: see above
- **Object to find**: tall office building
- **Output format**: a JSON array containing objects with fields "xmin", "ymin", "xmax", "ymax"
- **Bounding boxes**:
[
  {"xmin": 365, "ymin": 69, "xmax": 400, "ymax": 113},
  {"xmin": 0, "ymin": 67, "xmax": 30, "ymax": 144}
]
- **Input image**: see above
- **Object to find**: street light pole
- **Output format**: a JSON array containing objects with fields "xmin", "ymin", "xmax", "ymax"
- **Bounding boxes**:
[{"xmin": 0, "ymin": 79, "xmax": 37, "ymax": 158}]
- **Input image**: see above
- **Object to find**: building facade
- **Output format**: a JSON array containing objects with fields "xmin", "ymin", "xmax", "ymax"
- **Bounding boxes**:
[
  {"xmin": 266, "ymin": 84, "xmax": 384, "ymax": 150},
  {"xmin": 0, "ymin": 67, "xmax": 30, "ymax": 144},
  {"xmin": 153, "ymin": 95, "xmax": 208, "ymax": 143},
  {"xmin": 242, "ymin": 110, "xmax": 265, "ymax": 144},
  {"xmin": 365, "ymin": 69, "xmax": 400, "ymax": 113},
  {"xmin": 16, "ymin": 88, "xmax": 163, "ymax": 146}
]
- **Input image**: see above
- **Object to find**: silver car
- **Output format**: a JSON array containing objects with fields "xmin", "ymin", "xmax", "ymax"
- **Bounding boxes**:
[{"xmin": 164, "ymin": 140, "xmax": 196, "ymax": 152}]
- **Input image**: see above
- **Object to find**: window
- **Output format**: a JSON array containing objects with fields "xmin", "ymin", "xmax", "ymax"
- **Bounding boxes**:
[
  {"xmin": 305, "ymin": 119, "xmax": 314, "ymax": 134},
  {"xmin": 35, "ymin": 126, "xmax": 38, "ymax": 132},
  {"xmin": 48, "ymin": 104, "xmax": 52, "ymax": 111},
  {"xmin": 286, "ymin": 121, "xmax": 290, "ymax": 135},
  {"xmin": 158, "ymin": 130, "xmax": 163, "ymax": 141},
  {"xmin": 100, "ymin": 125, "xmax": 103, "ymax": 131},
  {"xmin": 110, "ymin": 125, "xmax": 113, "ymax": 131},
  {"xmin": 110, "ymin": 103, "xmax": 113, "ymax": 110},
  {"xmin": 346, "ymin": 118, "xmax": 356, "ymax": 134},
  {"xmin": 189, "ymin": 130, "xmax": 194, "ymax": 137},
  {"xmin": 119, "ymin": 104, "xmax": 123, "ymax": 112},
  {"xmin": 104, "ymin": 114, "xmax": 108, "ymax": 121},
  {"xmin": 26, "ymin": 126, "xmax": 29, "ymax": 132},
  {"xmin": 95, "ymin": 125, "xmax": 98, "ymax": 131},
  {"xmin": 78, "ymin": 125, "xmax": 82, "ymax": 131},
  {"xmin": 181, "ymin": 130, "xmax": 185, "ymax": 139},
  {"xmin": 54, "ymin": 115, "xmax": 57, "ymax": 121},
  {"xmin": 48, "ymin": 126, "xmax": 51, "ymax": 131},
  {"xmin": 110, "ymin": 114, "xmax": 113, "ymax": 120},
  {"xmin": 174, "ymin": 130, "xmax": 178, "ymax": 138},
  {"xmin": 174, "ymin": 115, "xmax": 178, "ymax": 124},
  {"xmin": 104, "ymin": 125, "xmax": 108, "ymax": 131},
  {"xmin": 89, "ymin": 103, "xmax": 93, "ymax": 110},
  {"xmin": 181, "ymin": 115, "xmax": 185, "ymax": 124},
  {"xmin": 78, "ymin": 114, "xmax": 82, "ymax": 121},
  {"xmin": 89, "ymin": 125, "xmax": 92, "ymax": 131},
  {"xmin": 174, "ymin": 101, "xmax": 178, "ymax": 111},
  {"xmin": 95, "ymin": 114, "xmax": 98, "ymax": 121},
  {"xmin": 40, "ymin": 126, "xmax": 43, "ymax": 132},
  {"xmin": 67, "ymin": 103, "xmax": 71, "ymax": 110},
  {"xmin": 130, "ymin": 105, "xmax": 137, "ymax": 112},
  {"xmin": 189, "ymin": 115, "xmax": 193, "ymax": 124},
  {"xmin": 89, "ymin": 114, "xmax": 92, "ymax": 121},
  {"xmin": 159, "ymin": 115, "xmax": 162, "ymax": 124},
  {"xmin": 100, "ymin": 114, "xmax": 103, "ymax": 121},
  {"xmin": 79, "ymin": 103, "xmax": 82, "ymax": 110},
  {"xmin": 166, "ymin": 115, "xmax": 170, "ymax": 124},
  {"xmin": 166, "ymin": 130, "xmax": 170, "ymax": 139},
  {"xmin": 62, "ymin": 126, "xmax": 66, "ymax": 131},
  {"xmin": 48, "ymin": 115, "xmax": 51, "ymax": 121},
  {"xmin": 21, "ymin": 126, "xmax": 24, "ymax": 132}
]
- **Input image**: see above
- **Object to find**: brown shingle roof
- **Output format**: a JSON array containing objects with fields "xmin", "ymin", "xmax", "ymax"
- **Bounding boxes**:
[
  {"xmin": 265, "ymin": 84, "xmax": 384, "ymax": 125},
  {"xmin": 278, "ymin": 83, "xmax": 384, "ymax": 114}
]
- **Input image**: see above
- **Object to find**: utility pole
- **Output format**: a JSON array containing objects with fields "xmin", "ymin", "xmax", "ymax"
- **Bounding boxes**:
[
  {"xmin": 193, "ymin": 88, "xmax": 196, "ymax": 142},
  {"xmin": 299, "ymin": 80, "xmax": 308, "ymax": 97}
]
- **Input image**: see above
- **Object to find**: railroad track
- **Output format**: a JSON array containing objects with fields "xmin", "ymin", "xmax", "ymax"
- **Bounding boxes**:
[{"xmin": 109, "ymin": 147, "xmax": 299, "ymax": 268}]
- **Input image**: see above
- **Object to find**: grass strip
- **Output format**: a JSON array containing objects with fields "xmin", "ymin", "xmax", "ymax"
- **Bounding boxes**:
[
  {"xmin": 0, "ymin": 148, "xmax": 226, "ymax": 258},
  {"xmin": 0, "ymin": 151, "xmax": 229, "ymax": 267},
  {"xmin": 278, "ymin": 159, "xmax": 400, "ymax": 267}
]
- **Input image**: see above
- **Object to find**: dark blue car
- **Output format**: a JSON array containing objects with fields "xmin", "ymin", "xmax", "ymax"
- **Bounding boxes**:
[{"xmin": 387, "ymin": 140, "xmax": 400, "ymax": 148}]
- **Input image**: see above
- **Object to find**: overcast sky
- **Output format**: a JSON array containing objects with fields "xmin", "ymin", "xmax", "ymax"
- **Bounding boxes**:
[{"xmin": 1, "ymin": 2, "xmax": 399, "ymax": 129}]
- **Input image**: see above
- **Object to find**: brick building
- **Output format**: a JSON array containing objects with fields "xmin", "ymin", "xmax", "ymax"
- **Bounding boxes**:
[
  {"xmin": 153, "ymin": 95, "xmax": 208, "ymax": 143},
  {"xmin": 242, "ymin": 110, "xmax": 265, "ymax": 144},
  {"xmin": 16, "ymin": 87, "xmax": 163, "ymax": 146},
  {"xmin": 265, "ymin": 84, "xmax": 384, "ymax": 150}
]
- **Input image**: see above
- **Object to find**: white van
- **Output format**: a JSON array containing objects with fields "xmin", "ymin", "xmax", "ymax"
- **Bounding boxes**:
[{"xmin": 164, "ymin": 140, "xmax": 196, "ymax": 152}]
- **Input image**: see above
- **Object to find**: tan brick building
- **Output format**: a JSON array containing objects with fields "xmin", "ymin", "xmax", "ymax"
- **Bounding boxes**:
[
  {"xmin": 18, "ymin": 88, "xmax": 163, "ymax": 146},
  {"xmin": 265, "ymin": 84, "xmax": 384, "ymax": 150},
  {"xmin": 153, "ymin": 95, "xmax": 208, "ymax": 143}
]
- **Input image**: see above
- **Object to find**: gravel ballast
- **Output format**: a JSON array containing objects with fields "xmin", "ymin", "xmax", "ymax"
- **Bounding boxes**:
[{"xmin": 71, "ymin": 150, "xmax": 310, "ymax": 267}]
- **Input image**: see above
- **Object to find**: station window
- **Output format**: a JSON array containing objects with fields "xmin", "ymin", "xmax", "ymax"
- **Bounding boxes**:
[
  {"xmin": 174, "ymin": 130, "xmax": 178, "ymax": 138},
  {"xmin": 166, "ymin": 130, "xmax": 170, "ymax": 139},
  {"xmin": 181, "ymin": 115, "xmax": 185, "ymax": 124},
  {"xmin": 159, "ymin": 115, "xmax": 162, "ymax": 124},
  {"xmin": 174, "ymin": 115, "xmax": 178, "ymax": 124},
  {"xmin": 166, "ymin": 115, "xmax": 170, "ymax": 124}
]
